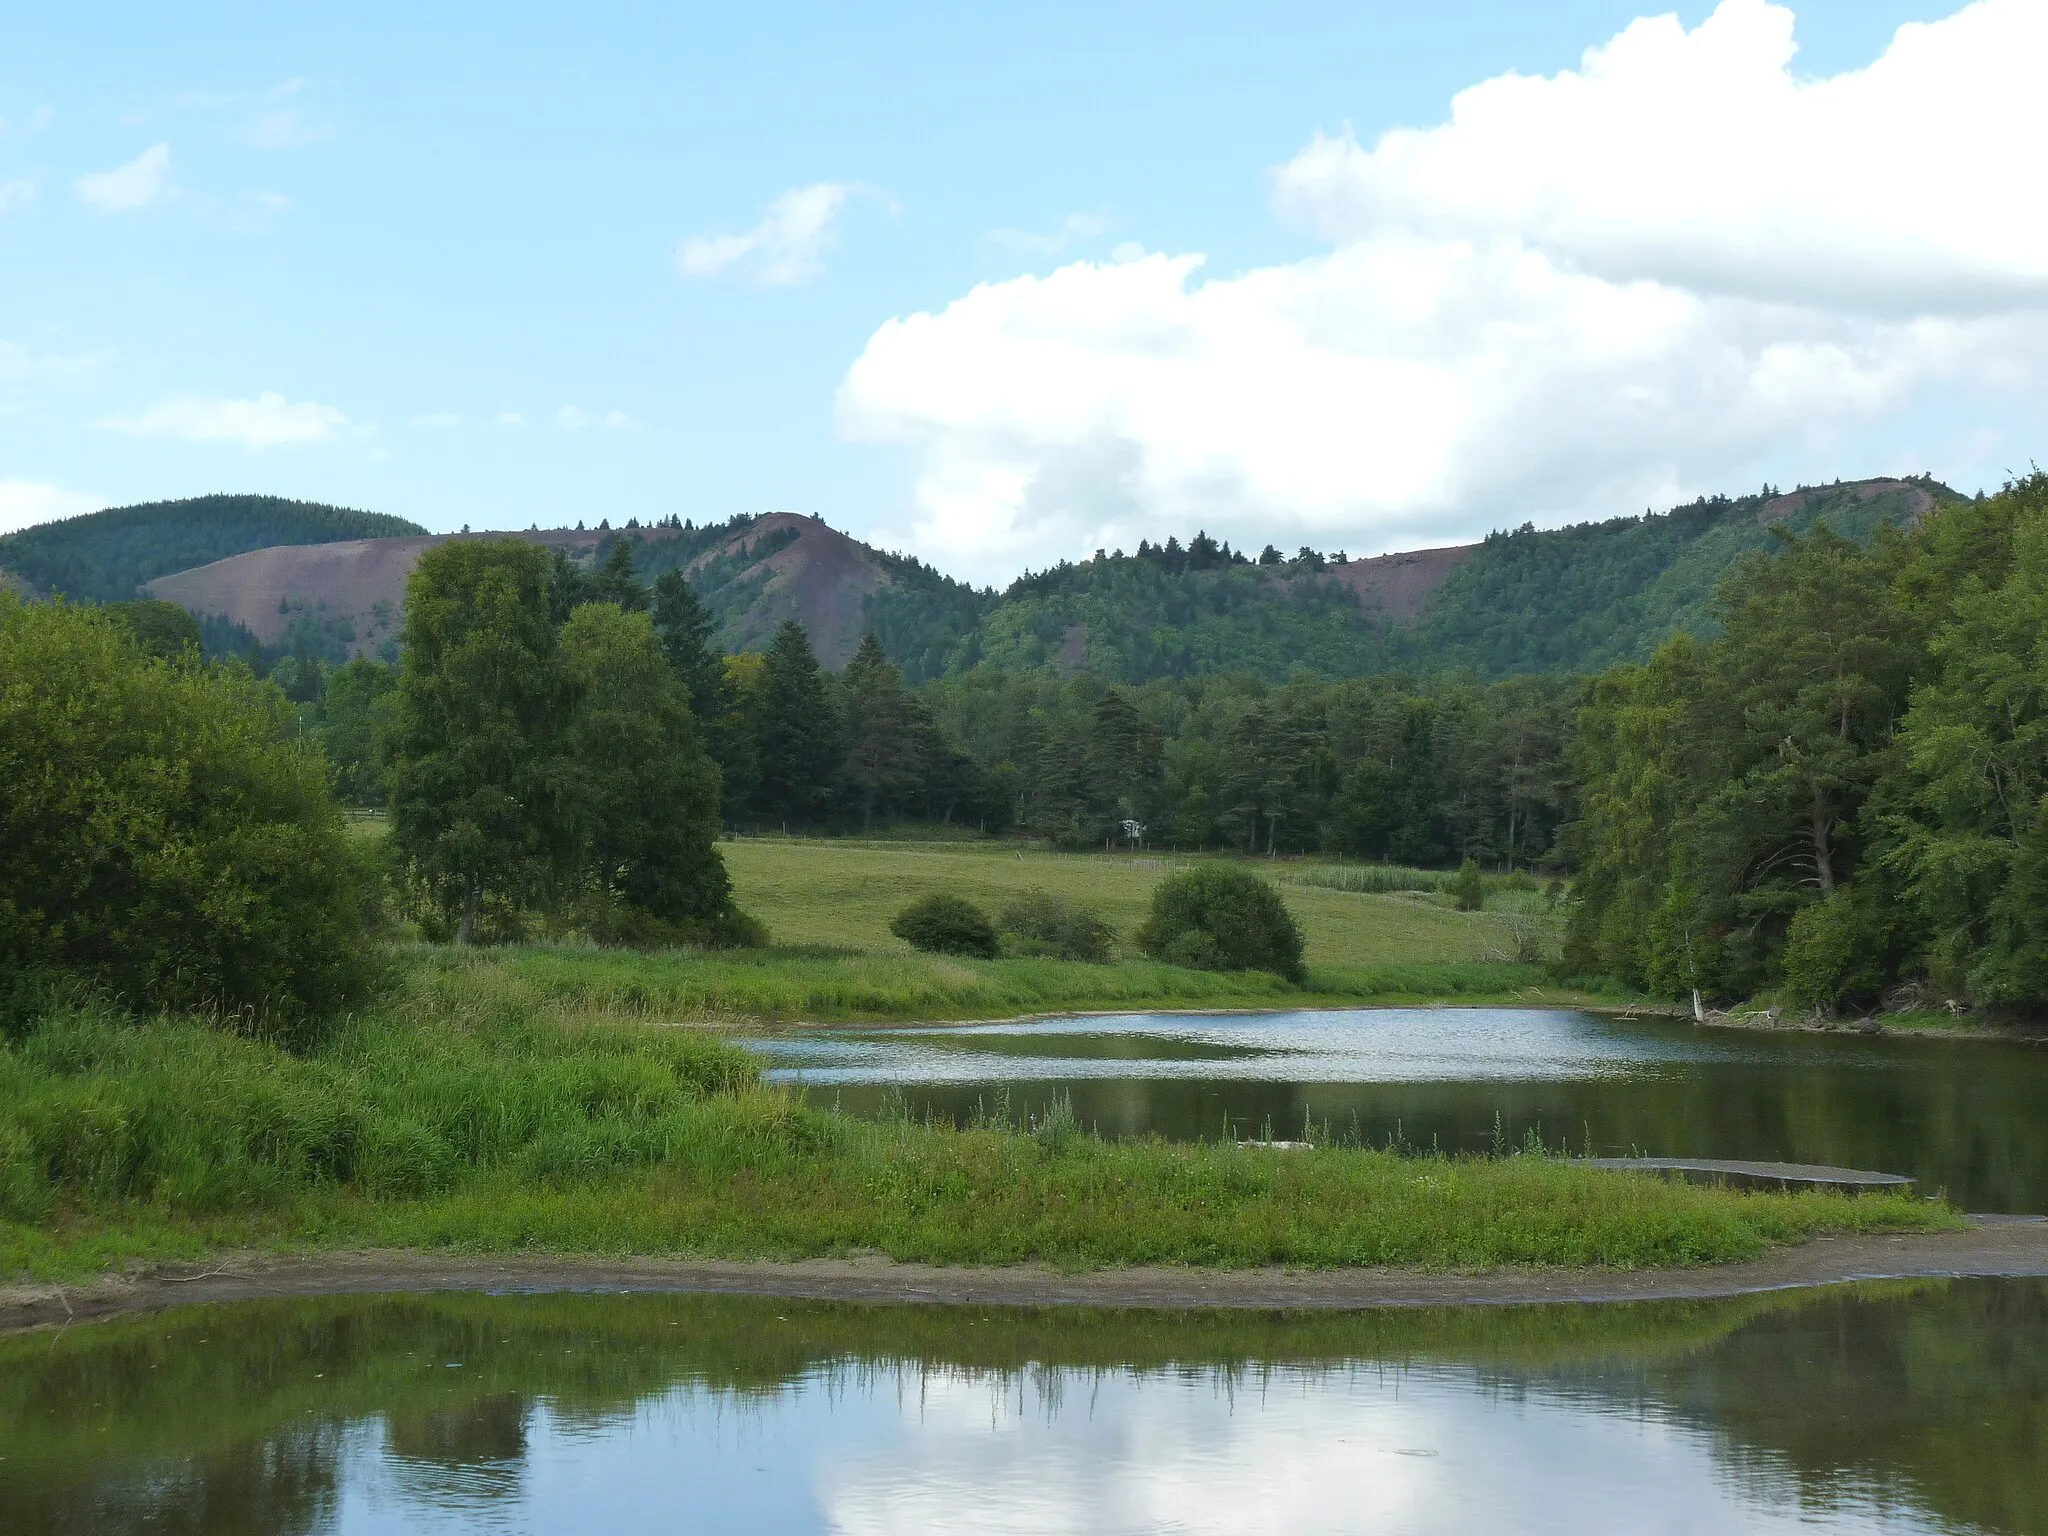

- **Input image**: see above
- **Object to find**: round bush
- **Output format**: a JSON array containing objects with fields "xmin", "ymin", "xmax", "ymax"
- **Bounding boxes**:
[
  {"xmin": 0, "ymin": 595, "xmax": 377, "ymax": 1023},
  {"xmin": 1136, "ymin": 865, "xmax": 1305, "ymax": 981},
  {"xmin": 890, "ymin": 894, "xmax": 1000, "ymax": 958},
  {"xmin": 999, "ymin": 890, "xmax": 1116, "ymax": 963}
]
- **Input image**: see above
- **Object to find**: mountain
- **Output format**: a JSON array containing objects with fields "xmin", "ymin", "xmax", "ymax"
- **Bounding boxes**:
[
  {"xmin": 140, "ymin": 510, "xmax": 977, "ymax": 667},
  {"xmin": 0, "ymin": 495, "xmax": 427, "ymax": 605},
  {"xmin": 56, "ymin": 474, "xmax": 1956, "ymax": 678}
]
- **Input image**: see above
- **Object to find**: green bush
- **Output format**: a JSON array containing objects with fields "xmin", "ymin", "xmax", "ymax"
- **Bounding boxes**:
[
  {"xmin": 1451, "ymin": 856, "xmax": 1486, "ymax": 912},
  {"xmin": 0, "ymin": 595, "xmax": 376, "ymax": 1023},
  {"xmin": 889, "ymin": 894, "xmax": 999, "ymax": 958},
  {"xmin": 1136, "ymin": 865, "xmax": 1305, "ymax": 982},
  {"xmin": 999, "ymin": 889, "xmax": 1116, "ymax": 962},
  {"xmin": 1781, "ymin": 889, "xmax": 1890, "ymax": 1013}
]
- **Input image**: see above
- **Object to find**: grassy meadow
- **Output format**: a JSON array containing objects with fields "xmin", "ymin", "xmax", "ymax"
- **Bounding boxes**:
[{"xmin": 721, "ymin": 836, "xmax": 1549, "ymax": 968}]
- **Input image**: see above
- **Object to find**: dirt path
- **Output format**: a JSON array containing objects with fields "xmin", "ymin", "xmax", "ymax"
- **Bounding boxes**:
[{"xmin": 6, "ymin": 1220, "xmax": 2047, "ymax": 1334}]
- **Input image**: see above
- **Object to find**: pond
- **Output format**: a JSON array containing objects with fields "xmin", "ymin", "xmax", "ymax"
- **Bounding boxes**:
[
  {"xmin": 3, "ymin": 1279, "xmax": 2042, "ymax": 1534},
  {"xmin": 750, "ymin": 1008, "xmax": 2048, "ymax": 1212}
]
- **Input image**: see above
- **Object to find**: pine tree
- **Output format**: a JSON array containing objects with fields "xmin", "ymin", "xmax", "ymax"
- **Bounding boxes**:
[
  {"xmin": 754, "ymin": 621, "xmax": 843, "ymax": 826},
  {"xmin": 651, "ymin": 569, "xmax": 724, "ymax": 719},
  {"xmin": 841, "ymin": 632, "xmax": 922, "ymax": 830}
]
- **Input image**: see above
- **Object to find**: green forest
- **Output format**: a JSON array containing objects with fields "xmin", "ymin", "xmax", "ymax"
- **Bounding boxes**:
[
  {"xmin": 0, "ymin": 494, "xmax": 427, "ymax": 605},
  {"xmin": 857, "ymin": 477, "xmax": 1952, "ymax": 684}
]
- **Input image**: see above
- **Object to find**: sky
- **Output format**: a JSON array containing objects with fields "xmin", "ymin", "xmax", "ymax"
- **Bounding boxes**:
[{"xmin": 2, "ymin": 0, "xmax": 2042, "ymax": 586}]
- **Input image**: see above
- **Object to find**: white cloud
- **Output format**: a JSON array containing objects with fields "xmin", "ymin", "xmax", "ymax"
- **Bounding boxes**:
[
  {"xmin": 1269, "ymin": 0, "xmax": 2048, "ymax": 316},
  {"xmin": 494, "ymin": 411, "xmax": 526, "ymax": 429},
  {"xmin": 984, "ymin": 210, "xmax": 1110, "ymax": 258},
  {"xmin": 838, "ymin": 0, "xmax": 2048, "ymax": 581},
  {"xmin": 103, "ymin": 391, "xmax": 352, "ymax": 448},
  {"xmin": 0, "ymin": 480, "xmax": 97, "ymax": 535},
  {"xmin": 559, "ymin": 405, "xmax": 639, "ymax": 430},
  {"xmin": 0, "ymin": 181, "xmax": 32, "ymax": 213},
  {"xmin": 77, "ymin": 143, "xmax": 174, "ymax": 213},
  {"xmin": 677, "ymin": 182, "xmax": 859, "ymax": 287}
]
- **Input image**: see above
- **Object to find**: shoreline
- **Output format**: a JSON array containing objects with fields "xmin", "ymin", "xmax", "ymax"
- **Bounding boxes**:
[{"xmin": 6, "ymin": 1220, "xmax": 2046, "ymax": 1334}]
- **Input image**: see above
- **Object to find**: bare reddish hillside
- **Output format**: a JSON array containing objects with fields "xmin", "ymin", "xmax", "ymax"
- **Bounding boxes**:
[
  {"xmin": 145, "ymin": 527, "xmax": 646, "ymax": 656},
  {"xmin": 1760, "ymin": 478, "xmax": 1937, "ymax": 526},
  {"xmin": 142, "ymin": 517, "xmax": 890, "ymax": 663},
  {"xmin": 1325, "ymin": 543, "xmax": 1473, "ymax": 623},
  {"xmin": 693, "ymin": 512, "xmax": 888, "ymax": 666}
]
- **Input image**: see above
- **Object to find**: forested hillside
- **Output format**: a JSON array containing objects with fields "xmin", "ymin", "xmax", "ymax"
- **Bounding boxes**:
[
  {"xmin": 0, "ymin": 494, "xmax": 427, "ymax": 604},
  {"xmin": 1566, "ymin": 473, "xmax": 2048, "ymax": 1016},
  {"xmin": 917, "ymin": 477, "xmax": 1955, "ymax": 684}
]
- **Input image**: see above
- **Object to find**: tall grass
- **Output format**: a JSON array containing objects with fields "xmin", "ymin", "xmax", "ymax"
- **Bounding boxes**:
[
  {"xmin": 0, "ymin": 972, "xmax": 1951, "ymax": 1281},
  {"xmin": 408, "ymin": 943, "xmax": 1570, "ymax": 1026}
]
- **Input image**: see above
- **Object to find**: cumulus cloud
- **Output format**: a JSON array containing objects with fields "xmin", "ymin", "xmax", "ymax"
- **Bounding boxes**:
[
  {"xmin": 494, "ymin": 411, "xmax": 527, "ymax": 429},
  {"xmin": 838, "ymin": 0, "xmax": 2048, "ymax": 581},
  {"xmin": 103, "ymin": 391, "xmax": 352, "ymax": 448},
  {"xmin": 677, "ymin": 182, "xmax": 860, "ymax": 287},
  {"xmin": 0, "ymin": 480, "xmax": 97, "ymax": 535},
  {"xmin": 77, "ymin": 143, "xmax": 174, "ymax": 212},
  {"xmin": 1270, "ymin": 0, "xmax": 2046, "ymax": 315}
]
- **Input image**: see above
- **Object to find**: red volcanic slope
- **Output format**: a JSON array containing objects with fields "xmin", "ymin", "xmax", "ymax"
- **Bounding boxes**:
[
  {"xmin": 697, "ymin": 512, "xmax": 887, "ymax": 667},
  {"xmin": 145, "ymin": 528, "xmax": 645, "ymax": 656},
  {"xmin": 143, "ymin": 516, "xmax": 894, "ymax": 664},
  {"xmin": 1324, "ymin": 544, "xmax": 1473, "ymax": 623}
]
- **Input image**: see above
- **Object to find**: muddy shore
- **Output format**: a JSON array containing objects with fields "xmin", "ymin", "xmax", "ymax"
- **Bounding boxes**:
[{"xmin": 6, "ymin": 1219, "xmax": 2045, "ymax": 1334}]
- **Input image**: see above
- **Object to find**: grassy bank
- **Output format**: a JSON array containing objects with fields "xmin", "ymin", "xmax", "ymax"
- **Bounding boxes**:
[
  {"xmin": 434, "ymin": 944, "xmax": 1600, "ymax": 1027},
  {"xmin": 0, "ymin": 976, "xmax": 1951, "ymax": 1283}
]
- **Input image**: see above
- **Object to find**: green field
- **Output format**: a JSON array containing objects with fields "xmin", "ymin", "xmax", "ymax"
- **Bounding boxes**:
[{"xmin": 722, "ymin": 837, "xmax": 1549, "ymax": 969}]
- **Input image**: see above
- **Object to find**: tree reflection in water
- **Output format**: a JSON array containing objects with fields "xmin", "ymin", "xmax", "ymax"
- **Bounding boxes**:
[{"xmin": 1, "ymin": 1280, "xmax": 2039, "ymax": 1534}]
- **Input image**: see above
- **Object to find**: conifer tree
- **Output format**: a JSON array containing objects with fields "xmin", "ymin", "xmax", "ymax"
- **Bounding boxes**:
[
  {"xmin": 754, "ymin": 620, "xmax": 843, "ymax": 826},
  {"xmin": 651, "ymin": 569, "xmax": 724, "ymax": 719}
]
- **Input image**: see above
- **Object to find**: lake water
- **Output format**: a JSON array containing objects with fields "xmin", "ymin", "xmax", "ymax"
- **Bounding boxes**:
[
  {"xmin": 749, "ymin": 1008, "xmax": 2048, "ymax": 1212},
  {"xmin": 4, "ymin": 1280, "xmax": 2043, "ymax": 1534}
]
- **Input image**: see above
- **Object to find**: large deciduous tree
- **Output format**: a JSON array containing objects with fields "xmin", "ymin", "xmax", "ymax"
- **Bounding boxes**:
[{"xmin": 388, "ymin": 540, "xmax": 577, "ymax": 943}]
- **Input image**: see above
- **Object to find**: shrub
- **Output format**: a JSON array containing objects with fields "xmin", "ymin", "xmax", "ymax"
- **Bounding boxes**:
[
  {"xmin": 1451, "ymin": 857, "xmax": 1486, "ymax": 912},
  {"xmin": 999, "ymin": 890, "xmax": 1116, "ymax": 962},
  {"xmin": 889, "ymin": 894, "xmax": 999, "ymax": 958},
  {"xmin": 0, "ymin": 595, "xmax": 377, "ymax": 1023},
  {"xmin": 1136, "ymin": 865, "xmax": 1305, "ymax": 982}
]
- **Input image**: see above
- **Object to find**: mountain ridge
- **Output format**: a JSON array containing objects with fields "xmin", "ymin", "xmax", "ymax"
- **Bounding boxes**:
[{"xmin": 11, "ymin": 476, "xmax": 1959, "ymax": 680}]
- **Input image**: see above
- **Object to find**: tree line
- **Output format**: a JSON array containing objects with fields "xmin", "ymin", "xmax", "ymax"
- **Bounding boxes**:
[
  {"xmin": 298, "ymin": 536, "xmax": 1577, "ymax": 871},
  {"xmin": 1564, "ymin": 473, "xmax": 2048, "ymax": 1016}
]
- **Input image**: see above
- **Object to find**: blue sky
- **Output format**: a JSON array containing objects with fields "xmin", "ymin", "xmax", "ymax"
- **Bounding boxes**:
[{"xmin": 3, "ymin": 1, "xmax": 2038, "ymax": 584}]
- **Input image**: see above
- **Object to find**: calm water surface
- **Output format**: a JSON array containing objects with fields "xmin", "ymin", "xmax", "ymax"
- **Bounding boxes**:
[
  {"xmin": 750, "ymin": 1009, "xmax": 2048, "ymax": 1211},
  {"xmin": 3, "ymin": 1280, "xmax": 2042, "ymax": 1534}
]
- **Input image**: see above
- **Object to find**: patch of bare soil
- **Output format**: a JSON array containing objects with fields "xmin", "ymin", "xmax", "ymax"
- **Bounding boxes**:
[
  {"xmin": 693, "ymin": 512, "xmax": 887, "ymax": 666},
  {"xmin": 1759, "ymin": 478, "xmax": 1937, "ymax": 527},
  {"xmin": 6, "ymin": 1222, "xmax": 2043, "ymax": 1334},
  {"xmin": 1326, "ymin": 544, "xmax": 1473, "ymax": 624}
]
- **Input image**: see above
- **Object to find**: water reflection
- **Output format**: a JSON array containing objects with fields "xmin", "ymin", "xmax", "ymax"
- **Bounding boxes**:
[
  {"xmin": 750, "ymin": 1009, "xmax": 2048, "ymax": 1211},
  {"xmin": 1, "ymin": 1280, "xmax": 2041, "ymax": 1534}
]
